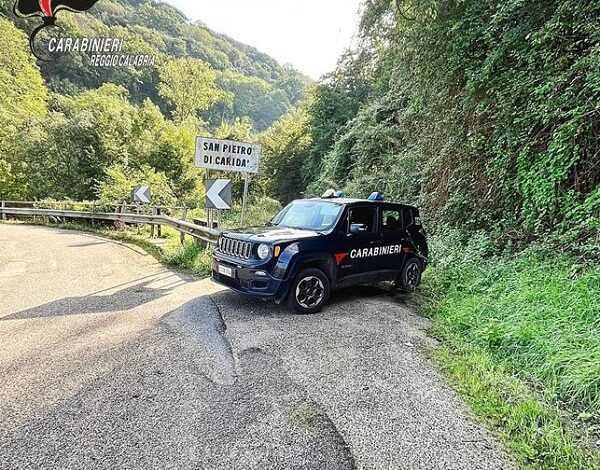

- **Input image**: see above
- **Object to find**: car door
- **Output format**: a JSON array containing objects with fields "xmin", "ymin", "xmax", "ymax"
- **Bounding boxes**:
[
  {"xmin": 335, "ymin": 205, "xmax": 383, "ymax": 284},
  {"xmin": 379, "ymin": 206, "xmax": 410, "ymax": 276}
]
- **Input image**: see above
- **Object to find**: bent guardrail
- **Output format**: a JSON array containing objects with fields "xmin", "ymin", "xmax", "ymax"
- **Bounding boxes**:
[{"xmin": 0, "ymin": 205, "xmax": 221, "ymax": 245}]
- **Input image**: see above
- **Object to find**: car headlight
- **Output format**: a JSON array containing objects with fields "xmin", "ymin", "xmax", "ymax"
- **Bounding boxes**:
[{"xmin": 257, "ymin": 243, "xmax": 270, "ymax": 260}]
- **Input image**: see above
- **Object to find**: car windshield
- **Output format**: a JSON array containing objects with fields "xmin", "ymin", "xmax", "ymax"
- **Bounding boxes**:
[{"xmin": 271, "ymin": 200, "xmax": 343, "ymax": 232}]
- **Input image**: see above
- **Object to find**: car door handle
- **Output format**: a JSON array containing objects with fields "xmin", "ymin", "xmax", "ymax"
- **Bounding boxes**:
[{"xmin": 370, "ymin": 240, "xmax": 382, "ymax": 246}]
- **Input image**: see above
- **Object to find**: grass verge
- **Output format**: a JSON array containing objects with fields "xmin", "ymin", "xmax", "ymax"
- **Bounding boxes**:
[{"xmin": 420, "ymin": 232, "xmax": 600, "ymax": 468}]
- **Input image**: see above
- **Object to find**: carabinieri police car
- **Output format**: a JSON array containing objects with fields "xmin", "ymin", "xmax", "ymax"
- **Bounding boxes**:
[{"xmin": 212, "ymin": 191, "xmax": 428, "ymax": 314}]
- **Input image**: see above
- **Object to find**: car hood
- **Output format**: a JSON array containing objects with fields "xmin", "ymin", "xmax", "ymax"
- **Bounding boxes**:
[{"xmin": 223, "ymin": 226, "xmax": 321, "ymax": 243}]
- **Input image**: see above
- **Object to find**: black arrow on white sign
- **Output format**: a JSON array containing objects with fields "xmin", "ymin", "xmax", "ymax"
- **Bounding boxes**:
[{"xmin": 206, "ymin": 179, "xmax": 232, "ymax": 210}]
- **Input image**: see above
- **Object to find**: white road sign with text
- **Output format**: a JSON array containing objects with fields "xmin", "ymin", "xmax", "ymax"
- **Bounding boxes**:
[{"xmin": 195, "ymin": 137, "xmax": 261, "ymax": 174}]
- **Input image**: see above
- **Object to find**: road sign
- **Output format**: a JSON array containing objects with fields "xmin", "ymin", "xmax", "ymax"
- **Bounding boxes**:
[
  {"xmin": 132, "ymin": 185, "xmax": 151, "ymax": 204},
  {"xmin": 206, "ymin": 179, "xmax": 232, "ymax": 210},
  {"xmin": 196, "ymin": 137, "xmax": 261, "ymax": 174}
]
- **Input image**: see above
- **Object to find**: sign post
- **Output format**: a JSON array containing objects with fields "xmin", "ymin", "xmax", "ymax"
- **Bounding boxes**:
[
  {"xmin": 195, "ymin": 137, "xmax": 261, "ymax": 228},
  {"xmin": 241, "ymin": 174, "xmax": 250, "ymax": 227},
  {"xmin": 195, "ymin": 137, "xmax": 261, "ymax": 174},
  {"xmin": 131, "ymin": 185, "xmax": 151, "ymax": 234},
  {"xmin": 206, "ymin": 179, "xmax": 232, "ymax": 210}
]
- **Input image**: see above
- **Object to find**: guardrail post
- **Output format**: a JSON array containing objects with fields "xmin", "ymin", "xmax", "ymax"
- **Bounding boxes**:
[
  {"xmin": 180, "ymin": 207, "xmax": 188, "ymax": 245},
  {"xmin": 1, "ymin": 201, "xmax": 5, "ymax": 221},
  {"xmin": 136, "ymin": 203, "xmax": 141, "ymax": 234},
  {"xmin": 157, "ymin": 207, "xmax": 162, "ymax": 238},
  {"xmin": 150, "ymin": 206, "xmax": 156, "ymax": 239}
]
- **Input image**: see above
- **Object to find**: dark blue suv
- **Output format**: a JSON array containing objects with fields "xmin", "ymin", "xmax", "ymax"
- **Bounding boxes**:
[{"xmin": 212, "ymin": 192, "xmax": 428, "ymax": 314}]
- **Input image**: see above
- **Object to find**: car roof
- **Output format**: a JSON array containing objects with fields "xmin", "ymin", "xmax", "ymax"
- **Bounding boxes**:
[{"xmin": 304, "ymin": 197, "xmax": 418, "ymax": 210}]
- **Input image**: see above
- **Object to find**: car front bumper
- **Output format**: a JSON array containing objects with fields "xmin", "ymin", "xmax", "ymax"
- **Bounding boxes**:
[{"xmin": 211, "ymin": 256, "xmax": 289, "ymax": 301}]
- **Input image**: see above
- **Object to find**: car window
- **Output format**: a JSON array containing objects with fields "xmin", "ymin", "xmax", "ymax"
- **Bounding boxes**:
[
  {"xmin": 382, "ymin": 209, "xmax": 402, "ymax": 232},
  {"xmin": 402, "ymin": 208, "xmax": 414, "ymax": 227},
  {"xmin": 271, "ymin": 200, "xmax": 343, "ymax": 231},
  {"xmin": 348, "ymin": 207, "xmax": 377, "ymax": 233}
]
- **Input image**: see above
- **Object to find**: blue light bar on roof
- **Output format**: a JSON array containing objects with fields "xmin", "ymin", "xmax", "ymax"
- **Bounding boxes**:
[{"xmin": 368, "ymin": 191, "xmax": 385, "ymax": 201}]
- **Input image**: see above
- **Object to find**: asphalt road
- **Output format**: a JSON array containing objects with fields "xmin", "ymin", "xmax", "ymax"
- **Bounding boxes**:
[{"xmin": 0, "ymin": 224, "xmax": 512, "ymax": 469}]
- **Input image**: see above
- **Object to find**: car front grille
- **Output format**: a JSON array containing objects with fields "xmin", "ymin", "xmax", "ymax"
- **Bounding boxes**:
[{"xmin": 218, "ymin": 236, "xmax": 253, "ymax": 260}]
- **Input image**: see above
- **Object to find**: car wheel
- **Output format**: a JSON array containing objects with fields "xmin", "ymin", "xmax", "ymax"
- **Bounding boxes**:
[
  {"xmin": 396, "ymin": 258, "xmax": 423, "ymax": 293},
  {"xmin": 287, "ymin": 268, "xmax": 330, "ymax": 314}
]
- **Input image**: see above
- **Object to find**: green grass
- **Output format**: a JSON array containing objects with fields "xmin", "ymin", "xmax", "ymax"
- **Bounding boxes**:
[
  {"xmin": 421, "ymin": 233, "xmax": 600, "ymax": 468},
  {"xmin": 160, "ymin": 237, "xmax": 213, "ymax": 275}
]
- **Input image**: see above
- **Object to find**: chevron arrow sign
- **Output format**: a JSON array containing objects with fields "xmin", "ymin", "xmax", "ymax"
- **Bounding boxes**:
[
  {"xmin": 132, "ymin": 185, "xmax": 151, "ymax": 204},
  {"xmin": 206, "ymin": 179, "xmax": 232, "ymax": 210}
]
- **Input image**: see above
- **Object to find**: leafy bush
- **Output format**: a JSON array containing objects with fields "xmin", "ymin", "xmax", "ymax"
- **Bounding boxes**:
[
  {"xmin": 98, "ymin": 164, "xmax": 176, "ymax": 206},
  {"xmin": 220, "ymin": 196, "xmax": 282, "ymax": 228}
]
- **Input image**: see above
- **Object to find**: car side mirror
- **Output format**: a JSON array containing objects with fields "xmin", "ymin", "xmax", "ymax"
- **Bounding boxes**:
[{"xmin": 349, "ymin": 223, "xmax": 368, "ymax": 235}]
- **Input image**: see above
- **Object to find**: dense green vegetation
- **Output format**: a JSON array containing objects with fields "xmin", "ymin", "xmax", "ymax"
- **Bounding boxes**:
[
  {"xmin": 422, "ymin": 234, "xmax": 600, "ymax": 468},
  {"xmin": 265, "ymin": 0, "xmax": 599, "ymax": 246},
  {"xmin": 1, "ymin": 0, "xmax": 308, "ymax": 131},
  {"xmin": 2, "ymin": 0, "xmax": 597, "ymax": 246},
  {"xmin": 430, "ymin": 239, "xmax": 600, "ymax": 413}
]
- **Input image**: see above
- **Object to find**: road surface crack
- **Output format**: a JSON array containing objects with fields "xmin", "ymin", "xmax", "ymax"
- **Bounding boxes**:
[{"xmin": 206, "ymin": 293, "xmax": 238, "ymax": 384}]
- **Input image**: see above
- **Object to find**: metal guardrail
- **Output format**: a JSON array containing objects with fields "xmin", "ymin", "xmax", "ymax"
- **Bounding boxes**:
[
  {"xmin": 0, "ymin": 206, "xmax": 221, "ymax": 245},
  {"xmin": 1, "ymin": 200, "xmax": 186, "ymax": 216}
]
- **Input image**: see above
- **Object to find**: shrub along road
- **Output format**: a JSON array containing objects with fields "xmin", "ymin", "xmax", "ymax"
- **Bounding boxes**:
[{"xmin": 0, "ymin": 224, "xmax": 511, "ymax": 469}]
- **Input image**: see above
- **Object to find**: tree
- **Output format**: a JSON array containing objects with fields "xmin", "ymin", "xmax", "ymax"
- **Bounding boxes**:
[
  {"xmin": 20, "ymin": 85, "xmax": 198, "ymax": 202},
  {"xmin": 98, "ymin": 164, "xmax": 176, "ymax": 206},
  {"xmin": 213, "ymin": 70, "xmax": 292, "ymax": 131},
  {"xmin": 302, "ymin": 82, "xmax": 365, "ymax": 187},
  {"xmin": 129, "ymin": 99, "xmax": 198, "ymax": 200},
  {"xmin": 158, "ymin": 57, "xmax": 222, "ymax": 123},
  {"xmin": 214, "ymin": 117, "xmax": 254, "ymax": 142},
  {"xmin": 25, "ymin": 84, "xmax": 136, "ymax": 200},
  {"xmin": 304, "ymin": 0, "xmax": 600, "ymax": 241},
  {"xmin": 259, "ymin": 108, "xmax": 311, "ymax": 204},
  {"xmin": 0, "ymin": 18, "xmax": 48, "ymax": 199}
]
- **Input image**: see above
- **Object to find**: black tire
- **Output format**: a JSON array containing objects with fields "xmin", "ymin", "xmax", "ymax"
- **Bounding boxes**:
[
  {"xmin": 396, "ymin": 258, "xmax": 423, "ymax": 293},
  {"xmin": 287, "ymin": 268, "xmax": 331, "ymax": 314}
]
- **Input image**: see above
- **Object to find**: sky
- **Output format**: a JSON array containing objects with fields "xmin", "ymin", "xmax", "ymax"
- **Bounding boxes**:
[{"xmin": 163, "ymin": 0, "xmax": 363, "ymax": 79}]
